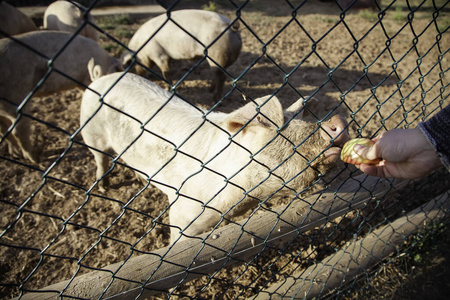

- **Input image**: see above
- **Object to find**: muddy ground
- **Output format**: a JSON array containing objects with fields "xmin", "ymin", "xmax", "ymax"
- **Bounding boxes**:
[{"xmin": 1, "ymin": 0, "xmax": 449, "ymax": 299}]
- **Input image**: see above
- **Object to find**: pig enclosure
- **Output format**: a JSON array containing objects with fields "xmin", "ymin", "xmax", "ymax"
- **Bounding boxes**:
[{"xmin": 1, "ymin": 0, "xmax": 450, "ymax": 299}]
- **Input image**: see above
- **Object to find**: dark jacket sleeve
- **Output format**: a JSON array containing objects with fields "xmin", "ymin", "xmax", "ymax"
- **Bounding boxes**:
[{"xmin": 418, "ymin": 105, "xmax": 450, "ymax": 171}]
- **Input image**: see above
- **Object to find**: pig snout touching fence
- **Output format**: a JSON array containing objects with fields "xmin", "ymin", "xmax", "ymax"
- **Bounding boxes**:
[
  {"xmin": 319, "ymin": 115, "xmax": 349, "ymax": 164},
  {"xmin": 320, "ymin": 115, "xmax": 349, "ymax": 147}
]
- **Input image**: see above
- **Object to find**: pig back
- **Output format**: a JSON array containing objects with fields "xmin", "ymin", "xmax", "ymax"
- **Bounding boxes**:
[
  {"xmin": 82, "ymin": 72, "xmax": 218, "ymax": 154},
  {"xmin": 0, "ymin": 2, "xmax": 37, "ymax": 37},
  {"xmin": 130, "ymin": 9, "xmax": 240, "ymax": 62},
  {"xmin": 0, "ymin": 35, "xmax": 46, "ymax": 103},
  {"xmin": 0, "ymin": 31, "xmax": 110, "ymax": 101},
  {"xmin": 81, "ymin": 73, "xmax": 253, "ymax": 199}
]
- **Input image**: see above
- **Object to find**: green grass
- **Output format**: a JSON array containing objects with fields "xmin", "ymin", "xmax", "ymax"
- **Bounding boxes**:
[
  {"xmin": 320, "ymin": 16, "xmax": 339, "ymax": 24},
  {"xmin": 436, "ymin": 17, "xmax": 450, "ymax": 34},
  {"xmin": 96, "ymin": 14, "xmax": 133, "ymax": 30},
  {"xmin": 114, "ymin": 28, "xmax": 134, "ymax": 39},
  {"xmin": 357, "ymin": 9, "xmax": 379, "ymax": 23},
  {"xmin": 102, "ymin": 43, "xmax": 119, "ymax": 52},
  {"xmin": 393, "ymin": 5, "xmax": 404, "ymax": 22},
  {"xmin": 409, "ymin": 221, "xmax": 447, "ymax": 263},
  {"xmin": 354, "ymin": 0, "xmax": 449, "ymax": 34},
  {"xmin": 202, "ymin": 1, "xmax": 218, "ymax": 12}
]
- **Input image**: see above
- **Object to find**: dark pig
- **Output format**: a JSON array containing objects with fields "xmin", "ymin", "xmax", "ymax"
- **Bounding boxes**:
[
  {"xmin": 0, "ymin": 31, "xmax": 122, "ymax": 163},
  {"xmin": 0, "ymin": 2, "xmax": 37, "ymax": 38}
]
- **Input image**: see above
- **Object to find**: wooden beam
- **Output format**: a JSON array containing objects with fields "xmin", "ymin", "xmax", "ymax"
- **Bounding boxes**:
[
  {"xmin": 16, "ymin": 174, "xmax": 426, "ymax": 299},
  {"xmin": 253, "ymin": 191, "xmax": 450, "ymax": 299}
]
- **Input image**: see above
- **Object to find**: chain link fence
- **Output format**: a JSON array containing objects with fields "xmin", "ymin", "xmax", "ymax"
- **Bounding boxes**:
[{"xmin": 1, "ymin": 0, "xmax": 449, "ymax": 299}]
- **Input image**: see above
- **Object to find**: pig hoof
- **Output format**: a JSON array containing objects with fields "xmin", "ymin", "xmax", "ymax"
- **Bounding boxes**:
[
  {"xmin": 23, "ymin": 151, "xmax": 40, "ymax": 164},
  {"xmin": 97, "ymin": 184, "xmax": 106, "ymax": 194}
]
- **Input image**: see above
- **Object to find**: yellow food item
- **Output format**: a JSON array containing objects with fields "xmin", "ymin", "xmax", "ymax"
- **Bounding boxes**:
[{"xmin": 340, "ymin": 138, "xmax": 381, "ymax": 165}]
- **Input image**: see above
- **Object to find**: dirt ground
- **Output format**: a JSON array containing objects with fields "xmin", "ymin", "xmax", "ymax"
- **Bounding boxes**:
[{"xmin": 1, "ymin": 0, "xmax": 449, "ymax": 299}]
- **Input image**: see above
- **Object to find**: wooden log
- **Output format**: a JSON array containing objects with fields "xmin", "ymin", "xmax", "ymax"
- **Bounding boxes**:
[
  {"xmin": 15, "ymin": 174, "xmax": 424, "ymax": 299},
  {"xmin": 253, "ymin": 191, "xmax": 450, "ymax": 299}
]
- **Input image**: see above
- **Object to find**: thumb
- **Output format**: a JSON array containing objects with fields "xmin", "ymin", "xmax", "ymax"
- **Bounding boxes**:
[{"xmin": 354, "ymin": 143, "xmax": 380, "ymax": 162}]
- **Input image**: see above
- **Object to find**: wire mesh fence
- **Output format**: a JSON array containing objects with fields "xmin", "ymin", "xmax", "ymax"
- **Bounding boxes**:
[{"xmin": 0, "ymin": 0, "xmax": 449, "ymax": 299}]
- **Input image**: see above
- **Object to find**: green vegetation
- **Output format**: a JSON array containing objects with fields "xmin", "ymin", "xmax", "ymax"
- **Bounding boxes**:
[
  {"xmin": 114, "ymin": 28, "xmax": 134, "ymax": 39},
  {"xmin": 202, "ymin": 1, "xmax": 218, "ymax": 12},
  {"xmin": 436, "ymin": 17, "xmax": 450, "ymax": 34},
  {"xmin": 357, "ymin": 9, "xmax": 379, "ymax": 23},
  {"xmin": 409, "ymin": 221, "xmax": 447, "ymax": 264},
  {"xmin": 393, "ymin": 5, "xmax": 404, "ymax": 22},
  {"xmin": 95, "ymin": 14, "xmax": 136, "ymax": 55},
  {"xmin": 352, "ymin": 0, "xmax": 449, "ymax": 35},
  {"xmin": 320, "ymin": 16, "xmax": 339, "ymax": 24},
  {"xmin": 102, "ymin": 43, "xmax": 119, "ymax": 53},
  {"xmin": 96, "ymin": 14, "xmax": 134, "ymax": 30}
]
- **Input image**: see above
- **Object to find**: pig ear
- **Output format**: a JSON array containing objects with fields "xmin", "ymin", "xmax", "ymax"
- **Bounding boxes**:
[
  {"xmin": 285, "ymin": 96, "xmax": 319, "ymax": 119},
  {"xmin": 285, "ymin": 97, "xmax": 306, "ymax": 119},
  {"xmin": 121, "ymin": 51, "xmax": 133, "ymax": 68},
  {"xmin": 225, "ymin": 96, "xmax": 284, "ymax": 133}
]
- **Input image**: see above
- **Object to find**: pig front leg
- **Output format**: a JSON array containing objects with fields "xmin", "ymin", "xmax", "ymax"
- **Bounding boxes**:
[
  {"xmin": 82, "ymin": 128, "xmax": 111, "ymax": 193},
  {"xmin": 132, "ymin": 54, "xmax": 156, "ymax": 77},
  {"xmin": 210, "ymin": 67, "xmax": 226, "ymax": 100},
  {"xmin": 168, "ymin": 196, "xmax": 222, "ymax": 243},
  {"xmin": 151, "ymin": 53, "xmax": 172, "ymax": 85},
  {"xmin": 92, "ymin": 151, "xmax": 110, "ymax": 193}
]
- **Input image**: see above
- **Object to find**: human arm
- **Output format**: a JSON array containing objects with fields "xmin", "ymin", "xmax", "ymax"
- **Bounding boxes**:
[{"xmin": 353, "ymin": 105, "xmax": 449, "ymax": 179}]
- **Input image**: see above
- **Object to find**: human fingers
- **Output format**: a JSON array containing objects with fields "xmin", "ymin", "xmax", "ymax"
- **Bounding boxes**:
[
  {"xmin": 353, "ymin": 141, "xmax": 381, "ymax": 163},
  {"xmin": 358, "ymin": 163, "xmax": 381, "ymax": 177},
  {"xmin": 358, "ymin": 161, "xmax": 392, "ymax": 178}
]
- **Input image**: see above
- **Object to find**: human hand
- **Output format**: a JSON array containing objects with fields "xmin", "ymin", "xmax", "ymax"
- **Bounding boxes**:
[{"xmin": 352, "ymin": 128, "xmax": 443, "ymax": 179}]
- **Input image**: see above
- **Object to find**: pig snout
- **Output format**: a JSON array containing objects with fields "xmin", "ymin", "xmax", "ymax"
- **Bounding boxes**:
[{"xmin": 320, "ymin": 115, "xmax": 349, "ymax": 147}]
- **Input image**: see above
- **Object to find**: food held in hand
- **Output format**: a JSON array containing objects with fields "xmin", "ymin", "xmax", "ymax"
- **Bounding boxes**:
[{"xmin": 340, "ymin": 138, "xmax": 381, "ymax": 165}]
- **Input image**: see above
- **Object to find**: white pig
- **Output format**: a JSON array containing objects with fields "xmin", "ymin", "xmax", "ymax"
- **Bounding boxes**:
[
  {"xmin": 122, "ymin": 9, "xmax": 242, "ymax": 100},
  {"xmin": 80, "ymin": 72, "xmax": 349, "ymax": 243},
  {"xmin": 0, "ymin": 2, "xmax": 38, "ymax": 38},
  {"xmin": 0, "ymin": 31, "xmax": 122, "ymax": 163},
  {"xmin": 43, "ymin": 0, "xmax": 98, "ymax": 41},
  {"xmin": 337, "ymin": 0, "xmax": 377, "ymax": 10}
]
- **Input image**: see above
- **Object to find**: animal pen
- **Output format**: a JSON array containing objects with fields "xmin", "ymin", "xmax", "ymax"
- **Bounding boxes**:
[{"xmin": 0, "ymin": 0, "xmax": 449, "ymax": 299}]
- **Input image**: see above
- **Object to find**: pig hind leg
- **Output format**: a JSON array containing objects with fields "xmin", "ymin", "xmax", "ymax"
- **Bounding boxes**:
[
  {"xmin": 82, "ymin": 129, "xmax": 111, "ymax": 192},
  {"xmin": 0, "ymin": 115, "xmax": 21, "ymax": 156},
  {"xmin": 209, "ymin": 67, "xmax": 226, "ymax": 100},
  {"xmin": 12, "ymin": 117, "xmax": 39, "ymax": 163},
  {"xmin": 0, "ymin": 110, "xmax": 39, "ymax": 163}
]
